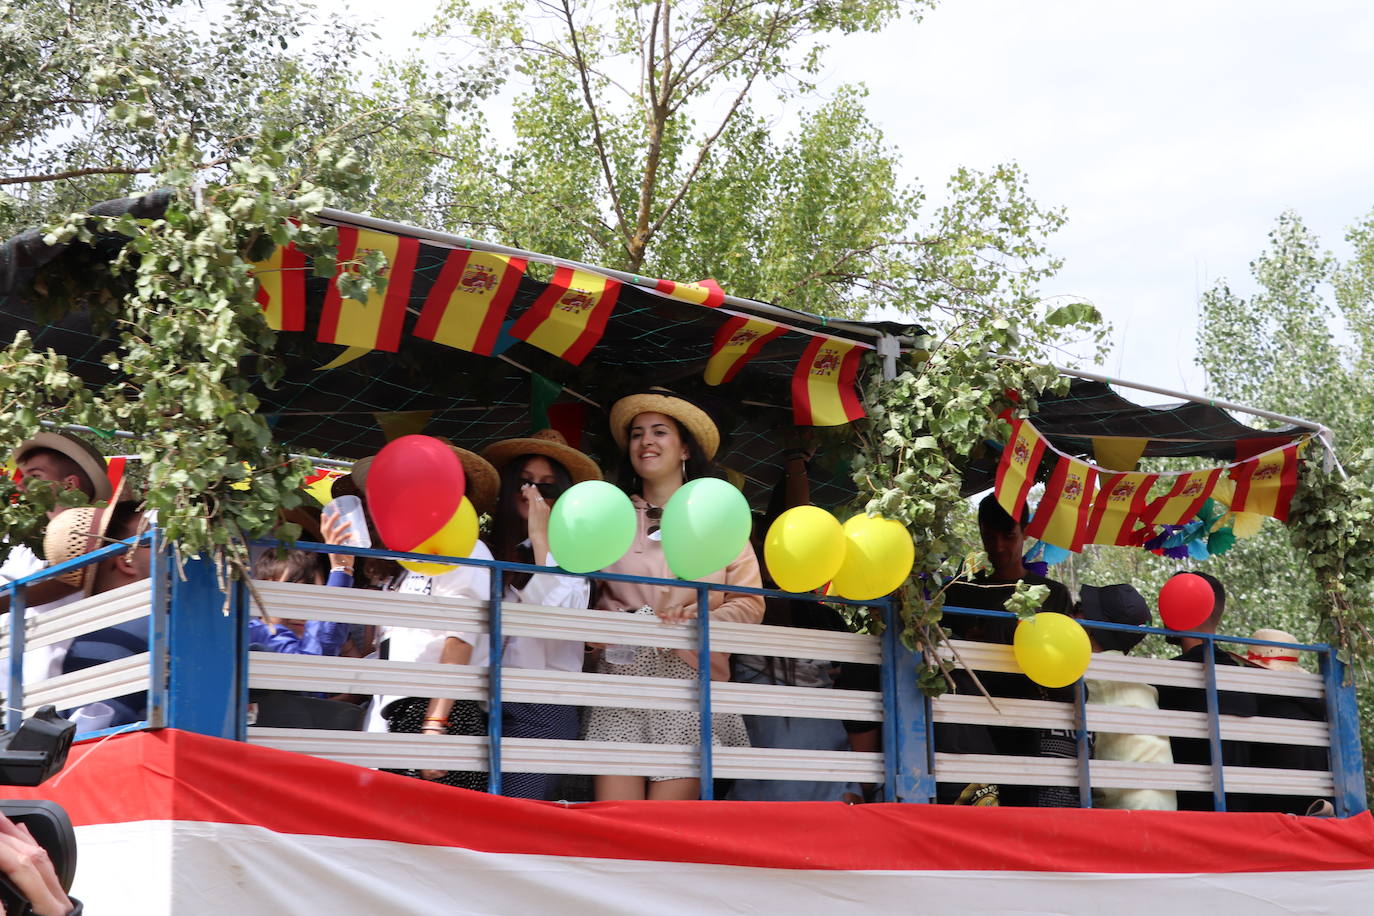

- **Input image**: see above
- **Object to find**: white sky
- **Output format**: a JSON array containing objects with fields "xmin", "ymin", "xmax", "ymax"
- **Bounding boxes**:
[{"xmin": 346, "ymin": 0, "xmax": 1374, "ymax": 400}]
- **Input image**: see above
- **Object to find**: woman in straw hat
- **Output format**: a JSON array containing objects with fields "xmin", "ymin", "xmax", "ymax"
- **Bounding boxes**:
[
  {"xmin": 584, "ymin": 389, "xmax": 763, "ymax": 801},
  {"xmin": 471, "ymin": 428, "xmax": 603, "ymax": 800}
]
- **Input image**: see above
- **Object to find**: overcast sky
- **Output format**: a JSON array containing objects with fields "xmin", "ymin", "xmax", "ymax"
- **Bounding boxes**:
[{"xmin": 352, "ymin": 0, "xmax": 1374, "ymax": 403}]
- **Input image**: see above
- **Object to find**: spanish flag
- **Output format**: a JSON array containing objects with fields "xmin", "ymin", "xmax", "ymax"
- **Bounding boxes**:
[
  {"xmin": 656, "ymin": 277, "xmax": 725, "ymax": 309},
  {"xmin": 318, "ymin": 227, "xmax": 419, "ymax": 352},
  {"xmin": 509, "ymin": 266, "xmax": 622, "ymax": 365},
  {"xmin": 704, "ymin": 316, "xmax": 786, "ymax": 385},
  {"xmin": 1229, "ymin": 441, "xmax": 1302, "ymax": 522},
  {"xmin": 1025, "ymin": 455, "xmax": 1098, "ymax": 552},
  {"xmin": 791, "ymin": 337, "xmax": 866, "ymax": 426},
  {"xmin": 1142, "ymin": 467, "xmax": 1222, "ymax": 527},
  {"xmin": 413, "ymin": 248, "xmax": 527, "ymax": 356},
  {"xmin": 1084, "ymin": 472, "xmax": 1157, "ymax": 546},
  {"xmin": 250, "ymin": 242, "xmax": 306, "ymax": 331},
  {"xmin": 994, "ymin": 418, "xmax": 1047, "ymax": 523}
]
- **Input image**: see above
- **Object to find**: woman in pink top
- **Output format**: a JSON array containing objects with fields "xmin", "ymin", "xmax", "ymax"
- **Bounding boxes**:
[{"xmin": 584, "ymin": 389, "xmax": 764, "ymax": 801}]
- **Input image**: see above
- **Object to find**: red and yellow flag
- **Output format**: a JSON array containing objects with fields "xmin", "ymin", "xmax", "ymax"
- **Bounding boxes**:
[
  {"xmin": 413, "ymin": 248, "xmax": 527, "ymax": 355},
  {"xmin": 704, "ymin": 316, "xmax": 786, "ymax": 385},
  {"xmin": 319, "ymin": 227, "xmax": 418, "ymax": 352},
  {"xmin": 1092, "ymin": 437, "xmax": 1148, "ymax": 472},
  {"xmin": 250, "ymin": 242, "xmax": 306, "ymax": 331},
  {"xmin": 656, "ymin": 277, "xmax": 725, "ymax": 309},
  {"xmin": 1025, "ymin": 455, "xmax": 1098, "ymax": 552},
  {"xmin": 509, "ymin": 266, "xmax": 622, "ymax": 365},
  {"xmin": 791, "ymin": 337, "xmax": 866, "ymax": 426},
  {"xmin": 994, "ymin": 418, "xmax": 1047, "ymax": 523},
  {"xmin": 1229, "ymin": 442, "xmax": 1302, "ymax": 522},
  {"xmin": 1142, "ymin": 467, "xmax": 1222, "ymax": 527},
  {"xmin": 1084, "ymin": 471, "xmax": 1157, "ymax": 546}
]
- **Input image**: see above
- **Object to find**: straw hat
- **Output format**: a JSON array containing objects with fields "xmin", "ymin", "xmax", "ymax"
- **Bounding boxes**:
[
  {"xmin": 609, "ymin": 388, "xmax": 720, "ymax": 461},
  {"xmin": 1246, "ymin": 628, "xmax": 1304, "ymax": 672},
  {"xmin": 349, "ymin": 441, "xmax": 501, "ymax": 514},
  {"xmin": 15, "ymin": 432, "xmax": 112, "ymax": 502},
  {"xmin": 42, "ymin": 504, "xmax": 116, "ymax": 595},
  {"xmin": 481, "ymin": 429, "xmax": 602, "ymax": 485}
]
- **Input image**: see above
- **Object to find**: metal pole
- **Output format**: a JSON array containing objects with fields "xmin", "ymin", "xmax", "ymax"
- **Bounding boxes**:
[
  {"xmin": 696, "ymin": 585, "xmax": 714, "ymax": 800},
  {"xmin": 487, "ymin": 567, "xmax": 504, "ymax": 796},
  {"xmin": 6, "ymin": 585, "xmax": 26, "ymax": 731},
  {"xmin": 147, "ymin": 530, "xmax": 170, "ymax": 727},
  {"xmin": 1202, "ymin": 639, "xmax": 1227, "ymax": 812},
  {"xmin": 1074, "ymin": 679, "xmax": 1092, "ymax": 808}
]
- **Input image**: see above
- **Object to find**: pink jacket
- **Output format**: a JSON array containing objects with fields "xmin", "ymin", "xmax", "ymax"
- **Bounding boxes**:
[{"xmin": 595, "ymin": 495, "xmax": 764, "ymax": 679}]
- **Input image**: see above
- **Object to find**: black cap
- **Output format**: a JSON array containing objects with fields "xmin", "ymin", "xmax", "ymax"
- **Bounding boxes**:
[{"xmin": 1079, "ymin": 584, "xmax": 1151, "ymax": 653}]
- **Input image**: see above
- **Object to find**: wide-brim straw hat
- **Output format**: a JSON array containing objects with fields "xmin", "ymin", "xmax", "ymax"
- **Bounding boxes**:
[
  {"xmin": 42, "ymin": 504, "xmax": 117, "ymax": 595},
  {"xmin": 1246, "ymin": 628, "xmax": 1305, "ymax": 672},
  {"xmin": 349, "ymin": 441, "xmax": 501, "ymax": 515},
  {"xmin": 481, "ymin": 429, "xmax": 602, "ymax": 485},
  {"xmin": 15, "ymin": 432, "xmax": 112, "ymax": 503},
  {"xmin": 609, "ymin": 388, "xmax": 720, "ymax": 461}
]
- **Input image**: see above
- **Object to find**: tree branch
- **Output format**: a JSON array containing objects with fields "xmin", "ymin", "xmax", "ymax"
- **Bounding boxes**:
[{"xmin": 0, "ymin": 165, "xmax": 151, "ymax": 187}]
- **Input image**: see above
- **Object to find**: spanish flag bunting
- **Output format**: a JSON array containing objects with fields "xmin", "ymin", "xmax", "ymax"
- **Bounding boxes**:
[
  {"xmin": 509, "ymin": 266, "xmax": 622, "ymax": 365},
  {"xmin": 791, "ymin": 337, "xmax": 866, "ymax": 426},
  {"xmin": 304, "ymin": 467, "xmax": 346, "ymax": 506},
  {"xmin": 318, "ymin": 227, "xmax": 419, "ymax": 352},
  {"xmin": 1083, "ymin": 471, "xmax": 1157, "ymax": 546},
  {"xmin": 250, "ymin": 242, "xmax": 306, "ymax": 331},
  {"xmin": 994, "ymin": 418, "xmax": 1047, "ymax": 523},
  {"xmin": 412, "ymin": 248, "xmax": 527, "ymax": 355},
  {"xmin": 106, "ymin": 456, "xmax": 128, "ymax": 503},
  {"xmin": 1142, "ymin": 467, "xmax": 1223, "ymax": 527},
  {"xmin": 656, "ymin": 277, "xmax": 725, "ymax": 309},
  {"xmin": 703, "ymin": 315, "xmax": 786, "ymax": 385},
  {"xmin": 1228, "ymin": 441, "xmax": 1302, "ymax": 522},
  {"xmin": 1025, "ymin": 455, "xmax": 1098, "ymax": 552}
]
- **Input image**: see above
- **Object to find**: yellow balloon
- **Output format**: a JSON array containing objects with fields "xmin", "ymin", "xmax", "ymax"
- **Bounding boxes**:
[
  {"xmin": 1013, "ymin": 613, "xmax": 1092, "ymax": 688},
  {"xmin": 396, "ymin": 498, "xmax": 479, "ymax": 577},
  {"xmin": 829, "ymin": 514, "xmax": 915, "ymax": 601},
  {"xmin": 764, "ymin": 506, "xmax": 847, "ymax": 593}
]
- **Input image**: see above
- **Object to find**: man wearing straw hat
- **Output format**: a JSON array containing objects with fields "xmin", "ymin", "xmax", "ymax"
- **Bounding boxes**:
[{"xmin": 0, "ymin": 432, "xmax": 114, "ymax": 682}]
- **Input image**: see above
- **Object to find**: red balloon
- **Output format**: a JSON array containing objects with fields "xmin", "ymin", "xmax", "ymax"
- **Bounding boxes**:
[
  {"xmin": 365, "ymin": 435, "xmax": 466, "ymax": 551},
  {"xmin": 1159, "ymin": 573, "xmax": 1215, "ymax": 631}
]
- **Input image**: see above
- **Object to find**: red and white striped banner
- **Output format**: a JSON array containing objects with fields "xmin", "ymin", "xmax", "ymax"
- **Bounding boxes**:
[{"xmin": 16, "ymin": 730, "xmax": 1374, "ymax": 914}]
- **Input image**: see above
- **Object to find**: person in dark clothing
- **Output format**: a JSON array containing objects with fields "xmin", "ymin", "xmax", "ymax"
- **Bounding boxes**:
[
  {"xmin": 1243, "ymin": 628, "xmax": 1330, "ymax": 815},
  {"xmin": 1154, "ymin": 571, "xmax": 1258, "ymax": 811},
  {"xmin": 936, "ymin": 495, "xmax": 1074, "ymax": 807}
]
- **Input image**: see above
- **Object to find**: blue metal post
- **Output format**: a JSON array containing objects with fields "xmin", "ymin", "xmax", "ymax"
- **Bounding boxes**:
[
  {"xmin": 1202, "ymin": 637, "xmax": 1227, "ymax": 812},
  {"xmin": 884, "ymin": 601, "xmax": 934, "ymax": 803},
  {"xmin": 146, "ymin": 531, "xmax": 170, "ymax": 727},
  {"xmin": 1320, "ymin": 649, "xmax": 1367, "ymax": 816},
  {"xmin": 166, "ymin": 555, "xmax": 247, "ymax": 739},
  {"xmin": 1074, "ymin": 679, "xmax": 1092, "ymax": 808},
  {"xmin": 486, "ymin": 568, "xmax": 504, "ymax": 796},
  {"xmin": 6, "ymin": 585, "xmax": 26, "ymax": 732},
  {"xmin": 697, "ymin": 585, "xmax": 714, "ymax": 800}
]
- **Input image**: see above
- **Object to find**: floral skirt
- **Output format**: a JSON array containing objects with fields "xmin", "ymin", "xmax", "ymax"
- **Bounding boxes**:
[
  {"xmin": 584, "ymin": 646, "xmax": 749, "ymax": 782},
  {"xmin": 382, "ymin": 696, "xmax": 488, "ymax": 791}
]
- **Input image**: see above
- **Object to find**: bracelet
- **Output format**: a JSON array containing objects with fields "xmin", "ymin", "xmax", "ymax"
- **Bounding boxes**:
[
  {"xmin": 331, "ymin": 565, "xmax": 354, "ymax": 574},
  {"xmin": 423, "ymin": 716, "xmax": 447, "ymax": 724}
]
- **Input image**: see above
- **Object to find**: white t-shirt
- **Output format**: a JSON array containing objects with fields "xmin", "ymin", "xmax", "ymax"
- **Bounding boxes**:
[
  {"xmin": 0, "ymin": 545, "xmax": 83, "ymax": 684},
  {"xmin": 466, "ymin": 546, "xmax": 589, "ymax": 675}
]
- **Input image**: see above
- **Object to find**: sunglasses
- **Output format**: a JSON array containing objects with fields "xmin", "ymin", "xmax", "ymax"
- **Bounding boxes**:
[
  {"xmin": 521, "ymin": 480, "xmax": 563, "ymax": 499},
  {"xmin": 646, "ymin": 505, "xmax": 663, "ymax": 539}
]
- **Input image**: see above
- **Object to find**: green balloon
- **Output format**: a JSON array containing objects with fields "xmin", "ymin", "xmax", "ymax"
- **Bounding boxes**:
[
  {"xmin": 548, "ymin": 481, "xmax": 637, "ymax": 574},
  {"xmin": 660, "ymin": 478, "xmax": 753, "ymax": 580}
]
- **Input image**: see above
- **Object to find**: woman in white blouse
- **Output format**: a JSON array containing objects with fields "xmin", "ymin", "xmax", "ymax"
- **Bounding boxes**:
[{"xmin": 478, "ymin": 429, "xmax": 602, "ymax": 800}]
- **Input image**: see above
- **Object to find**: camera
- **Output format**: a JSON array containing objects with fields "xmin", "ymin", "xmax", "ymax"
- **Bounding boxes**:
[{"xmin": 0, "ymin": 707, "xmax": 77, "ymax": 915}]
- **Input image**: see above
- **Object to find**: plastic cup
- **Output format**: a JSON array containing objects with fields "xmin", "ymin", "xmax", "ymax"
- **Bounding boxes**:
[
  {"xmin": 603, "ymin": 645, "xmax": 637, "ymax": 665},
  {"xmin": 70, "ymin": 702, "xmax": 115, "ymax": 732},
  {"xmin": 323, "ymin": 495, "xmax": 371, "ymax": 548}
]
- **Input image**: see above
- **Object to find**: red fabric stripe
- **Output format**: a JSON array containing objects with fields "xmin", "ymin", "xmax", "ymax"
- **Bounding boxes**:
[
  {"xmin": 710, "ymin": 318, "xmax": 786, "ymax": 384},
  {"xmin": 508, "ymin": 265, "xmax": 568, "ymax": 351},
  {"xmin": 1114, "ymin": 474, "xmax": 1155, "ymax": 546},
  {"xmin": 1234, "ymin": 436, "xmax": 1293, "ymax": 462},
  {"xmin": 1024, "ymin": 454, "xmax": 1072, "ymax": 542},
  {"xmin": 698, "ymin": 278, "xmax": 724, "ymax": 308},
  {"xmin": 473, "ymin": 257, "xmax": 527, "ymax": 356},
  {"xmin": 372, "ymin": 235, "xmax": 419, "ymax": 351},
  {"xmin": 835, "ymin": 343, "xmax": 865, "ymax": 421},
  {"xmin": 1230, "ymin": 458, "xmax": 1256, "ymax": 516},
  {"xmin": 317, "ymin": 226, "xmax": 360, "ymax": 344},
  {"xmin": 411, "ymin": 248, "xmax": 471, "ymax": 340},
  {"xmin": 15, "ymin": 731, "xmax": 1374, "ymax": 876},
  {"xmin": 790, "ymin": 337, "xmax": 824, "ymax": 425},
  {"xmin": 1274, "ymin": 443, "xmax": 1299, "ymax": 522},
  {"xmin": 561, "ymin": 276, "xmax": 621, "ymax": 365},
  {"xmin": 278, "ymin": 243, "xmax": 307, "ymax": 331}
]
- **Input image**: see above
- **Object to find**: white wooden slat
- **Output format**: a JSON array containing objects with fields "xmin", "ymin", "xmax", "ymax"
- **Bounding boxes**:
[
  {"xmin": 0, "ymin": 580, "xmax": 152, "ymax": 655},
  {"xmin": 933, "ymin": 753, "xmax": 1334, "ymax": 797},
  {"xmin": 248, "ymin": 654, "xmax": 883, "ymax": 721},
  {"xmin": 22, "ymin": 653, "xmax": 150, "ymax": 712},
  {"xmin": 251, "ymin": 580, "xmax": 881, "ymax": 663},
  {"xmin": 932, "ymin": 694, "xmax": 1329, "ymax": 747},
  {"xmin": 245, "ymin": 729, "xmax": 883, "ymax": 782}
]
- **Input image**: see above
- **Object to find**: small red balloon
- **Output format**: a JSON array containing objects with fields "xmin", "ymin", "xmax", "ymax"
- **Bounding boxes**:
[
  {"xmin": 365, "ymin": 435, "xmax": 466, "ymax": 551},
  {"xmin": 1159, "ymin": 573, "xmax": 1215, "ymax": 631}
]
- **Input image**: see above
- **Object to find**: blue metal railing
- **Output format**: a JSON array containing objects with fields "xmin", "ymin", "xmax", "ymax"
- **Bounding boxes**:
[{"xmin": 1, "ymin": 531, "xmax": 1364, "ymax": 815}]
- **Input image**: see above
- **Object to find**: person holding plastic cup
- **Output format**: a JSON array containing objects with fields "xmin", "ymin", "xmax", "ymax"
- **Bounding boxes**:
[{"xmin": 583, "ymin": 389, "xmax": 762, "ymax": 802}]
